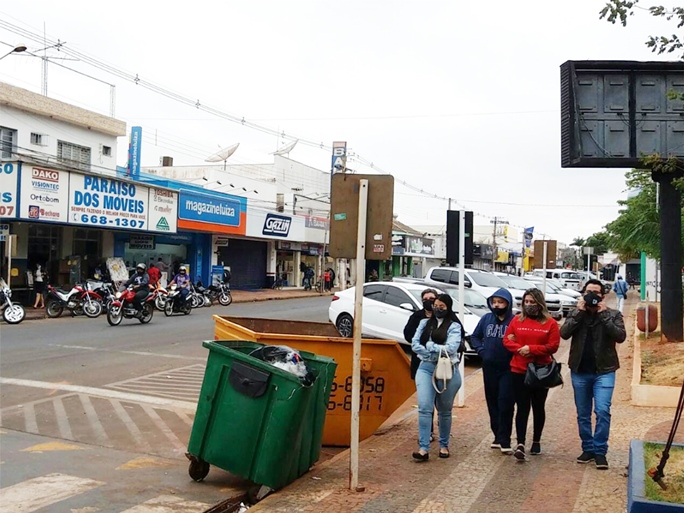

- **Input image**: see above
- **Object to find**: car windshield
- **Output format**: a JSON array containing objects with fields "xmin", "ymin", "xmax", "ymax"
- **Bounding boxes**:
[
  {"xmin": 464, "ymin": 289, "xmax": 488, "ymax": 308},
  {"xmin": 469, "ymin": 272, "xmax": 507, "ymax": 288},
  {"xmin": 561, "ymin": 272, "xmax": 581, "ymax": 280},
  {"xmin": 498, "ymin": 275, "xmax": 533, "ymax": 290},
  {"xmin": 408, "ymin": 289, "xmax": 425, "ymax": 303}
]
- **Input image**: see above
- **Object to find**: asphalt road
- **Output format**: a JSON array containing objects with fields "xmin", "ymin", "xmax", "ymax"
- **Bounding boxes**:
[{"xmin": 0, "ymin": 297, "xmax": 331, "ymax": 391}]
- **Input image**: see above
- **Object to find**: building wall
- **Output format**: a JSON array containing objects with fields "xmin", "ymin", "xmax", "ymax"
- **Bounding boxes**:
[{"xmin": 1, "ymin": 104, "xmax": 121, "ymax": 173}]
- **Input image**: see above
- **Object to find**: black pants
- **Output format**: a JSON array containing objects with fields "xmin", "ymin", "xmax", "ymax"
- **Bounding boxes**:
[
  {"xmin": 133, "ymin": 289, "xmax": 148, "ymax": 308},
  {"xmin": 482, "ymin": 364, "xmax": 515, "ymax": 446},
  {"xmin": 511, "ymin": 372, "xmax": 548, "ymax": 445}
]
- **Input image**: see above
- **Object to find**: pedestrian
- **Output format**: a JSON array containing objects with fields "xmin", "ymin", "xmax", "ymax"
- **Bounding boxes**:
[
  {"xmin": 300, "ymin": 261, "xmax": 307, "ymax": 286},
  {"xmin": 411, "ymin": 293, "xmax": 463, "ymax": 461},
  {"xmin": 156, "ymin": 257, "xmax": 168, "ymax": 273},
  {"xmin": 560, "ymin": 279, "xmax": 626, "ymax": 470},
  {"xmin": 471, "ymin": 288, "xmax": 515, "ymax": 454},
  {"xmin": 612, "ymin": 275, "xmax": 628, "ymax": 313},
  {"xmin": 327, "ymin": 267, "xmax": 336, "ymax": 289},
  {"xmin": 368, "ymin": 269, "xmax": 379, "ymax": 282},
  {"xmin": 32, "ymin": 263, "xmax": 46, "ymax": 309},
  {"xmin": 147, "ymin": 262, "xmax": 161, "ymax": 287},
  {"xmin": 503, "ymin": 288, "xmax": 560, "ymax": 461},
  {"xmin": 627, "ymin": 273, "xmax": 636, "ymax": 290},
  {"xmin": 324, "ymin": 269, "xmax": 331, "ymax": 291}
]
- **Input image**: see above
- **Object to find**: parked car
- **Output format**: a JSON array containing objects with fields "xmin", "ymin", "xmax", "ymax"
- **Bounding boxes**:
[
  {"xmin": 530, "ymin": 269, "xmax": 583, "ymax": 291},
  {"xmin": 525, "ymin": 276, "xmax": 581, "ymax": 299},
  {"xmin": 393, "ymin": 277, "xmax": 492, "ymax": 317},
  {"xmin": 423, "ymin": 267, "xmax": 510, "ymax": 299},
  {"xmin": 328, "ymin": 281, "xmax": 480, "ymax": 357},
  {"xmin": 492, "ymin": 273, "xmax": 566, "ymax": 320}
]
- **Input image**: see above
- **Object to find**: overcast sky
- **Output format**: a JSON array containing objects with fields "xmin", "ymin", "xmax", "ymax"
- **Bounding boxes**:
[{"xmin": 0, "ymin": 1, "xmax": 675, "ymax": 244}]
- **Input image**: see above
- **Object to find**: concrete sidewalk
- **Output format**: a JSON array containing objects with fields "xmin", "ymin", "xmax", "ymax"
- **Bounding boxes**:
[
  {"xmin": 247, "ymin": 297, "xmax": 680, "ymax": 513},
  {"xmin": 15, "ymin": 288, "xmax": 334, "ymax": 321}
]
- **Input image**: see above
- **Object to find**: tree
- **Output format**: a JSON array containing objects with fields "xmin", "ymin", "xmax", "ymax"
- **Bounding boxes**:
[
  {"xmin": 585, "ymin": 231, "xmax": 612, "ymax": 255},
  {"xmin": 604, "ymin": 168, "xmax": 684, "ymax": 261},
  {"xmin": 600, "ymin": 1, "xmax": 684, "ymax": 60},
  {"xmin": 571, "ymin": 237, "xmax": 586, "ymax": 247}
]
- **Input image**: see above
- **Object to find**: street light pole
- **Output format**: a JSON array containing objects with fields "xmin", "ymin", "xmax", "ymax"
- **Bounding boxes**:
[{"xmin": 0, "ymin": 45, "xmax": 27, "ymax": 61}]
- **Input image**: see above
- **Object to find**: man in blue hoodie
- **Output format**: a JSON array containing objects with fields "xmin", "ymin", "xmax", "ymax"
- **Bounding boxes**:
[{"xmin": 471, "ymin": 288, "xmax": 515, "ymax": 454}]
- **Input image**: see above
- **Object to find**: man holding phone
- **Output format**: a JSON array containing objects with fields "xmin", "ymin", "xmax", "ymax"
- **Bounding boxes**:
[{"xmin": 560, "ymin": 279, "xmax": 626, "ymax": 470}]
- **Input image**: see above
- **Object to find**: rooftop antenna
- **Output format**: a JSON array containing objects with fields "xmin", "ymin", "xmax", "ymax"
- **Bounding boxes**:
[
  {"xmin": 205, "ymin": 143, "xmax": 239, "ymax": 170},
  {"xmin": 271, "ymin": 139, "xmax": 298, "ymax": 157}
]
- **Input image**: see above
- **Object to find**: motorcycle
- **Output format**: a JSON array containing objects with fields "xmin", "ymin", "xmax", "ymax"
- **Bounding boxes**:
[
  {"xmin": 153, "ymin": 282, "xmax": 170, "ymax": 311},
  {"xmin": 212, "ymin": 281, "xmax": 232, "ymax": 306},
  {"xmin": 188, "ymin": 282, "xmax": 205, "ymax": 309},
  {"xmin": 195, "ymin": 281, "xmax": 215, "ymax": 307},
  {"xmin": 0, "ymin": 281, "xmax": 26, "ymax": 324},
  {"xmin": 164, "ymin": 284, "xmax": 192, "ymax": 316},
  {"xmin": 106, "ymin": 285, "xmax": 155, "ymax": 326},
  {"xmin": 87, "ymin": 280, "xmax": 116, "ymax": 312},
  {"xmin": 46, "ymin": 284, "xmax": 103, "ymax": 318}
]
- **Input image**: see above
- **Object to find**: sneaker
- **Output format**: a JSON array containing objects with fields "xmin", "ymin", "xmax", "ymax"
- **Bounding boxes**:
[
  {"xmin": 491, "ymin": 441, "xmax": 501, "ymax": 449},
  {"xmin": 412, "ymin": 451, "xmax": 429, "ymax": 462},
  {"xmin": 530, "ymin": 442, "xmax": 541, "ymax": 455},
  {"xmin": 500, "ymin": 445, "xmax": 513, "ymax": 455},
  {"xmin": 576, "ymin": 451, "xmax": 595, "ymax": 464},
  {"xmin": 514, "ymin": 444, "xmax": 526, "ymax": 461},
  {"xmin": 595, "ymin": 455, "xmax": 609, "ymax": 470}
]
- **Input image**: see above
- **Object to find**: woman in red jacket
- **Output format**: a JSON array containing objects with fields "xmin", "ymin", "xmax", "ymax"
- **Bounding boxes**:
[{"xmin": 503, "ymin": 288, "xmax": 560, "ymax": 461}]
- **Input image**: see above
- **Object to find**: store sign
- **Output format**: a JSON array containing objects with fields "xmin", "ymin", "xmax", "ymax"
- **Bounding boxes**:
[
  {"xmin": 178, "ymin": 189, "xmax": 246, "ymax": 235},
  {"xmin": 0, "ymin": 162, "xmax": 19, "ymax": 218},
  {"xmin": 68, "ymin": 174, "xmax": 149, "ymax": 230},
  {"xmin": 406, "ymin": 236, "xmax": 435, "ymax": 256},
  {"xmin": 148, "ymin": 188, "xmax": 178, "ymax": 233},
  {"xmin": 20, "ymin": 166, "xmax": 70, "ymax": 222},
  {"xmin": 247, "ymin": 207, "xmax": 305, "ymax": 241},
  {"xmin": 262, "ymin": 213, "xmax": 291, "ymax": 237},
  {"xmin": 129, "ymin": 234, "xmax": 155, "ymax": 250},
  {"xmin": 304, "ymin": 215, "xmax": 328, "ymax": 230}
]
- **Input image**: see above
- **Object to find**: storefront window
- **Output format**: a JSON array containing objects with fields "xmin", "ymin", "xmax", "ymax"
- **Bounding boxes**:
[
  {"xmin": 73, "ymin": 229, "xmax": 101, "ymax": 280},
  {"xmin": 28, "ymin": 225, "xmax": 62, "ymax": 285},
  {"xmin": 124, "ymin": 242, "xmax": 187, "ymax": 284}
]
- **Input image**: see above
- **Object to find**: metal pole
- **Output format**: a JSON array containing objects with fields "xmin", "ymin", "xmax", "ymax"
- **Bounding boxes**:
[
  {"xmin": 542, "ymin": 238, "xmax": 548, "ymax": 296},
  {"xmin": 6, "ymin": 234, "xmax": 12, "ymax": 286},
  {"xmin": 457, "ymin": 210, "xmax": 466, "ymax": 407},
  {"xmin": 350, "ymin": 179, "xmax": 368, "ymax": 492}
]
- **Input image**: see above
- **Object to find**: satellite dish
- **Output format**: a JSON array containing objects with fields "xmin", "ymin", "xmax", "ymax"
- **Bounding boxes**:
[
  {"xmin": 205, "ymin": 143, "xmax": 239, "ymax": 164},
  {"xmin": 271, "ymin": 139, "xmax": 298, "ymax": 156}
]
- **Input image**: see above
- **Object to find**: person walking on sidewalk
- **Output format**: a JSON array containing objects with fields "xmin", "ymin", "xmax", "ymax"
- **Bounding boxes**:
[
  {"xmin": 503, "ymin": 288, "xmax": 560, "ymax": 461},
  {"xmin": 612, "ymin": 275, "xmax": 628, "ymax": 313},
  {"xmin": 411, "ymin": 293, "xmax": 463, "ymax": 461},
  {"xmin": 560, "ymin": 279, "xmax": 626, "ymax": 470},
  {"xmin": 471, "ymin": 288, "xmax": 516, "ymax": 455}
]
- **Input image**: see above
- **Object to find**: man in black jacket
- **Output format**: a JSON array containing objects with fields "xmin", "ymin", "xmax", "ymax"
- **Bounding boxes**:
[{"xmin": 560, "ymin": 279, "xmax": 626, "ymax": 470}]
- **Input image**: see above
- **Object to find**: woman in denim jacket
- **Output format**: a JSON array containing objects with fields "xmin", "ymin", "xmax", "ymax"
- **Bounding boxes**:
[{"xmin": 411, "ymin": 293, "xmax": 463, "ymax": 461}]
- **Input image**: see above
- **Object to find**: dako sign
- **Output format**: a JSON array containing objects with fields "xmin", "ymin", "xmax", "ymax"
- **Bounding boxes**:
[{"xmin": 262, "ymin": 214, "xmax": 291, "ymax": 237}]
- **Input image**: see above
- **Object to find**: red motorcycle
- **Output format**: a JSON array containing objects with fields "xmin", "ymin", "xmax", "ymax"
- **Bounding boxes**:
[
  {"xmin": 106, "ymin": 285, "xmax": 156, "ymax": 326},
  {"xmin": 46, "ymin": 284, "xmax": 103, "ymax": 318}
]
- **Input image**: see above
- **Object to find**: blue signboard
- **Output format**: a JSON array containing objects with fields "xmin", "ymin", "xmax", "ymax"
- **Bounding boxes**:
[
  {"xmin": 127, "ymin": 126, "xmax": 142, "ymax": 178},
  {"xmin": 178, "ymin": 189, "xmax": 244, "ymax": 228}
]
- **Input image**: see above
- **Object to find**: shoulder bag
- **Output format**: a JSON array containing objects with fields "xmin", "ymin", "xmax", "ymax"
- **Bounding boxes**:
[
  {"xmin": 432, "ymin": 345, "xmax": 453, "ymax": 394},
  {"xmin": 524, "ymin": 357, "xmax": 563, "ymax": 389}
]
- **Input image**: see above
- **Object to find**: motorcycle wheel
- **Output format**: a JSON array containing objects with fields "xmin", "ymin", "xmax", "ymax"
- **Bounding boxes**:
[
  {"xmin": 82, "ymin": 299, "xmax": 103, "ymax": 318},
  {"xmin": 46, "ymin": 300, "xmax": 64, "ymax": 318},
  {"xmin": 155, "ymin": 295, "xmax": 167, "ymax": 311},
  {"xmin": 183, "ymin": 302, "xmax": 192, "ymax": 315},
  {"xmin": 139, "ymin": 304, "xmax": 153, "ymax": 324},
  {"xmin": 192, "ymin": 294, "xmax": 203, "ymax": 308},
  {"xmin": 164, "ymin": 300, "xmax": 174, "ymax": 317},
  {"xmin": 203, "ymin": 296, "xmax": 212, "ymax": 307},
  {"xmin": 107, "ymin": 306, "xmax": 123, "ymax": 326},
  {"xmin": 218, "ymin": 292, "xmax": 232, "ymax": 306},
  {"xmin": 3, "ymin": 303, "xmax": 26, "ymax": 324}
]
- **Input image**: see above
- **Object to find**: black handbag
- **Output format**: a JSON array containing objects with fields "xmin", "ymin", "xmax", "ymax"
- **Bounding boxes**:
[{"xmin": 524, "ymin": 358, "xmax": 563, "ymax": 389}]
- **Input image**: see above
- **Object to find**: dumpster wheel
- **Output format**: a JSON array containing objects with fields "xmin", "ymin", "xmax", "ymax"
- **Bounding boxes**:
[
  {"xmin": 185, "ymin": 453, "xmax": 210, "ymax": 482},
  {"xmin": 247, "ymin": 485, "xmax": 273, "ymax": 504}
]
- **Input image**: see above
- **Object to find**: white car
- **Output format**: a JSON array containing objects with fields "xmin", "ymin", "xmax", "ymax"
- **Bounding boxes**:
[
  {"xmin": 526, "ymin": 276, "xmax": 581, "ymax": 299},
  {"xmin": 328, "ymin": 281, "xmax": 481, "ymax": 357},
  {"xmin": 493, "ymin": 273, "xmax": 571, "ymax": 320}
]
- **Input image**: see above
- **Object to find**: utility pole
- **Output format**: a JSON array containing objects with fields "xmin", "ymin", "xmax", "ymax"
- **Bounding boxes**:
[{"xmin": 491, "ymin": 217, "xmax": 498, "ymax": 271}]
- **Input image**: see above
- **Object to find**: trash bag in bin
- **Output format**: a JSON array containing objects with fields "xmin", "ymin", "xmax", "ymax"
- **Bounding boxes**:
[{"xmin": 249, "ymin": 345, "xmax": 316, "ymax": 386}]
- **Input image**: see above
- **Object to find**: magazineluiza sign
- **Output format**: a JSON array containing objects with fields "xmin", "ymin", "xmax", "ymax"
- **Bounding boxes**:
[{"xmin": 177, "ymin": 189, "xmax": 246, "ymax": 235}]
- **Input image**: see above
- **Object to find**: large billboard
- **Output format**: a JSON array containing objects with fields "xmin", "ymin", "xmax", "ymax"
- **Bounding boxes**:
[
  {"xmin": 246, "ymin": 208, "xmax": 306, "ymax": 241},
  {"xmin": 177, "ymin": 189, "xmax": 246, "ymax": 235}
]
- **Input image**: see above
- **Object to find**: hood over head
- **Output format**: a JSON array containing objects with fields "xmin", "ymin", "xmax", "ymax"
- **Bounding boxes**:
[{"xmin": 487, "ymin": 287, "xmax": 513, "ymax": 316}]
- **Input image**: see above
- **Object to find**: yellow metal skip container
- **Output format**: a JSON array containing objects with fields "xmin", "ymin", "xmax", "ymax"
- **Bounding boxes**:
[{"xmin": 213, "ymin": 315, "xmax": 414, "ymax": 447}]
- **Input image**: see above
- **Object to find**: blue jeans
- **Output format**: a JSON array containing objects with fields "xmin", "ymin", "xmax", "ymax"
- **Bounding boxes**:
[
  {"xmin": 415, "ymin": 361, "xmax": 462, "ymax": 452},
  {"xmin": 571, "ymin": 371, "xmax": 616, "ymax": 456}
]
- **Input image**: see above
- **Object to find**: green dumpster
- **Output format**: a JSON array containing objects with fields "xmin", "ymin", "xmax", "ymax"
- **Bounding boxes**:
[{"xmin": 186, "ymin": 340, "xmax": 337, "ymax": 491}]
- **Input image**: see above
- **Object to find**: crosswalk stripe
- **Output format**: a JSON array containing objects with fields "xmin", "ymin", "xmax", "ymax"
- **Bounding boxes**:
[
  {"xmin": 53, "ymin": 397, "xmax": 73, "ymax": 440},
  {"xmin": 141, "ymin": 405, "xmax": 186, "ymax": 452},
  {"xmin": 110, "ymin": 400, "xmax": 152, "ymax": 453},
  {"xmin": 0, "ymin": 473, "xmax": 104, "ymax": 512},
  {"xmin": 79, "ymin": 394, "xmax": 110, "ymax": 446},
  {"xmin": 118, "ymin": 494, "xmax": 210, "ymax": 512},
  {"xmin": 23, "ymin": 403, "xmax": 38, "ymax": 433}
]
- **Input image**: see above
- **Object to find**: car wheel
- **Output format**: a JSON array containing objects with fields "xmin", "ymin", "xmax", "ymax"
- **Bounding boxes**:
[{"xmin": 335, "ymin": 313, "xmax": 353, "ymax": 338}]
